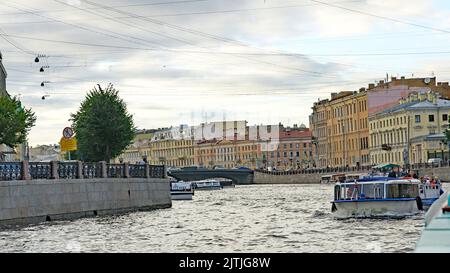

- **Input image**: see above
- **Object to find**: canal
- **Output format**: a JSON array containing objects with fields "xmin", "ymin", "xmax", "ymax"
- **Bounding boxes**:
[{"xmin": 1, "ymin": 183, "xmax": 448, "ymax": 252}]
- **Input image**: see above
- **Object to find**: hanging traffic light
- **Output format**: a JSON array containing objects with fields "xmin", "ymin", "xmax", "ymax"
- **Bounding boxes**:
[
  {"xmin": 40, "ymin": 67, "xmax": 44, "ymax": 72},
  {"xmin": 34, "ymin": 57, "xmax": 39, "ymax": 63}
]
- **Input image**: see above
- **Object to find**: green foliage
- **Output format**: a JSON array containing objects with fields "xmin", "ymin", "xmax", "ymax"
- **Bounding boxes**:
[
  {"xmin": 70, "ymin": 84, "xmax": 135, "ymax": 162},
  {"xmin": 63, "ymin": 150, "xmax": 80, "ymax": 161},
  {"xmin": 0, "ymin": 95, "xmax": 36, "ymax": 147}
]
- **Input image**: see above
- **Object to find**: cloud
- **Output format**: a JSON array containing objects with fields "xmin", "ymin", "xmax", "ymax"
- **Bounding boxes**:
[{"xmin": 0, "ymin": 0, "xmax": 448, "ymax": 146}]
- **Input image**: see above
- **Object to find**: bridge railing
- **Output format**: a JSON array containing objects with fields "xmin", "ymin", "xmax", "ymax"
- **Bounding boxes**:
[
  {"xmin": 254, "ymin": 165, "xmax": 382, "ymax": 175},
  {"xmin": 0, "ymin": 160, "xmax": 167, "ymax": 181}
]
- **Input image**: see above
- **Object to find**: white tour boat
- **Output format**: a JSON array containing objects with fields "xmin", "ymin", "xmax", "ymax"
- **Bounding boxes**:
[
  {"xmin": 419, "ymin": 183, "xmax": 444, "ymax": 209},
  {"xmin": 192, "ymin": 179, "xmax": 223, "ymax": 190},
  {"xmin": 170, "ymin": 181, "xmax": 194, "ymax": 200},
  {"xmin": 331, "ymin": 178, "xmax": 423, "ymax": 218}
]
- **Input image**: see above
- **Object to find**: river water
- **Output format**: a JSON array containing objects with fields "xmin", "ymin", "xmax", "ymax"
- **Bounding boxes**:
[{"xmin": 1, "ymin": 183, "xmax": 448, "ymax": 253}]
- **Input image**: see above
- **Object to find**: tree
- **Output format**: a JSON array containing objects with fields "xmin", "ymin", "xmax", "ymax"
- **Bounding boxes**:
[
  {"xmin": 0, "ymin": 95, "xmax": 36, "ymax": 148},
  {"xmin": 70, "ymin": 84, "xmax": 135, "ymax": 162}
]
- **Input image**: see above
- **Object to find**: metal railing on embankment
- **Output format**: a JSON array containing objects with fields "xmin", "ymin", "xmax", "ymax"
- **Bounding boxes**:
[
  {"xmin": 254, "ymin": 161, "xmax": 450, "ymax": 176},
  {"xmin": 254, "ymin": 165, "xmax": 374, "ymax": 176},
  {"xmin": 0, "ymin": 161, "xmax": 166, "ymax": 181}
]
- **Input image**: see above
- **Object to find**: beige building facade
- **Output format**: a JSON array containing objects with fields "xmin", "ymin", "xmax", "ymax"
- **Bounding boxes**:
[
  {"xmin": 264, "ymin": 126, "xmax": 315, "ymax": 170},
  {"xmin": 369, "ymin": 91, "xmax": 450, "ymax": 166}
]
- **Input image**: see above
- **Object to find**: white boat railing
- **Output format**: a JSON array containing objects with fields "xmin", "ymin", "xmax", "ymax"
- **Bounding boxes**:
[
  {"xmin": 424, "ymin": 190, "xmax": 448, "ymax": 227},
  {"xmin": 420, "ymin": 184, "xmax": 441, "ymax": 199}
]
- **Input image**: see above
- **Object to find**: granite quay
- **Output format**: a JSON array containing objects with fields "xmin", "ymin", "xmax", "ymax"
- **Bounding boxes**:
[{"xmin": 0, "ymin": 161, "xmax": 171, "ymax": 226}]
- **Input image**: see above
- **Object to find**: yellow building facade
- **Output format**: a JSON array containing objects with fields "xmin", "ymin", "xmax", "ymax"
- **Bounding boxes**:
[
  {"xmin": 195, "ymin": 139, "xmax": 262, "ymax": 169},
  {"xmin": 115, "ymin": 130, "xmax": 154, "ymax": 164},
  {"xmin": 310, "ymin": 90, "xmax": 369, "ymax": 168},
  {"xmin": 150, "ymin": 138, "xmax": 195, "ymax": 167}
]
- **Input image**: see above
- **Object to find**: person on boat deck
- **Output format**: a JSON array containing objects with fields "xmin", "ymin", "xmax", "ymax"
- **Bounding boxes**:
[
  {"xmin": 431, "ymin": 178, "xmax": 437, "ymax": 187},
  {"xmin": 388, "ymin": 170, "xmax": 397, "ymax": 177},
  {"xmin": 436, "ymin": 177, "xmax": 442, "ymax": 186}
]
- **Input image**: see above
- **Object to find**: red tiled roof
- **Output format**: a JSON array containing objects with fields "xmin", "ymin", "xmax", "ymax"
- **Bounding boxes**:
[{"xmin": 279, "ymin": 130, "xmax": 312, "ymax": 139}]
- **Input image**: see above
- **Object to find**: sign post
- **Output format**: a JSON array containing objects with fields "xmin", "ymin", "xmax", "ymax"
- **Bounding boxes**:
[{"xmin": 60, "ymin": 127, "xmax": 77, "ymax": 159}]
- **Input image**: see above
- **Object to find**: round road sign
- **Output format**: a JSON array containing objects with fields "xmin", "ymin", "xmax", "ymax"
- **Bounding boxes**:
[{"xmin": 63, "ymin": 127, "xmax": 74, "ymax": 139}]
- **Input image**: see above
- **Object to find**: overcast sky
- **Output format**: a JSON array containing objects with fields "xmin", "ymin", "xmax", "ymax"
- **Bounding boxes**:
[{"xmin": 1, "ymin": 0, "xmax": 450, "ymax": 146}]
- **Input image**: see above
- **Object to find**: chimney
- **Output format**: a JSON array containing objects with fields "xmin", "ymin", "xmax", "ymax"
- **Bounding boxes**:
[
  {"xmin": 359, "ymin": 87, "xmax": 366, "ymax": 92},
  {"xmin": 368, "ymin": 83, "xmax": 375, "ymax": 89},
  {"xmin": 401, "ymin": 76, "xmax": 405, "ymax": 80},
  {"xmin": 391, "ymin": 76, "xmax": 397, "ymax": 81},
  {"xmin": 331, "ymin": 92, "xmax": 338, "ymax": 99}
]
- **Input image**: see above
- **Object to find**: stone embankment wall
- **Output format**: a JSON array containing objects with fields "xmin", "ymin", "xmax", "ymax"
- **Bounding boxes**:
[
  {"xmin": 0, "ymin": 178, "xmax": 171, "ymax": 226},
  {"xmin": 253, "ymin": 166, "xmax": 450, "ymax": 184},
  {"xmin": 417, "ymin": 167, "xmax": 450, "ymax": 182},
  {"xmin": 253, "ymin": 171, "xmax": 324, "ymax": 184}
]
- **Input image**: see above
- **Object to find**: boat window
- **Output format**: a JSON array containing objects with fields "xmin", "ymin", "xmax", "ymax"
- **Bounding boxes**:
[
  {"xmin": 338, "ymin": 184, "xmax": 359, "ymax": 200},
  {"xmin": 361, "ymin": 183, "xmax": 384, "ymax": 199},
  {"xmin": 386, "ymin": 184, "xmax": 418, "ymax": 198},
  {"xmin": 334, "ymin": 185, "xmax": 341, "ymax": 200}
]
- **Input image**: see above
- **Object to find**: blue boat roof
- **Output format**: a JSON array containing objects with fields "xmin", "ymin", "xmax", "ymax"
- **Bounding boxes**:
[
  {"xmin": 339, "ymin": 176, "xmax": 419, "ymax": 185},
  {"xmin": 356, "ymin": 176, "xmax": 400, "ymax": 182}
]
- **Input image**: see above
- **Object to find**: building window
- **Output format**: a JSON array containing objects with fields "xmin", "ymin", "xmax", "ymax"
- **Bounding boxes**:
[
  {"xmin": 415, "ymin": 115, "xmax": 421, "ymax": 123},
  {"xmin": 443, "ymin": 114, "xmax": 448, "ymax": 121},
  {"xmin": 429, "ymin": 115, "xmax": 435, "ymax": 122}
]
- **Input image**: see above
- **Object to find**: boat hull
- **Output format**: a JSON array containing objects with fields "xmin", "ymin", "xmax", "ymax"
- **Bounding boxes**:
[
  {"xmin": 195, "ymin": 186, "xmax": 222, "ymax": 191},
  {"xmin": 422, "ymin": 198, "xmax": 439, "ymax": 209},
  {"xmin": 171, "ymin": 192, "xmax": 193, "ymax": 200},
  {"xmin": 332, "ymin": 199, "xmax": 420, "ymax": 219}
]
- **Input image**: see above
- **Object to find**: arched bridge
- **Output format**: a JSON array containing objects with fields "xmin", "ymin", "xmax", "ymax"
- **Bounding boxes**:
[{"xmin": 168, "ymin": 168, "xmax": 254, "ymax": 184}]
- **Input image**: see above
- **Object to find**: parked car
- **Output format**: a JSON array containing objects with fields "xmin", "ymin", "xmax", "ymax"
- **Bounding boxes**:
[{"xmin": 428, "ymin": 158, "xmax": 442, "ymax": 166}]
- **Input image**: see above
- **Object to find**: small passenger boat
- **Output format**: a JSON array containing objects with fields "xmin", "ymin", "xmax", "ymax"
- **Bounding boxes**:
[
  {"xmin": 331, "ymin": 178, "xmax": 423, "ymax": 218},
  {"xmin": 192, "ymin": 179, "xmax": 223, "ymax": 190},
  {"xmin": 170, "ymin": 181, "xmax": 194, "ymax": 200}
]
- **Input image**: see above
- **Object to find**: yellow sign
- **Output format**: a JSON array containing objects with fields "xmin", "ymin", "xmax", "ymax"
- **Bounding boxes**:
[{"xmin": 60, "ymin": 137, "xmax": 77, "ymax": 152}]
